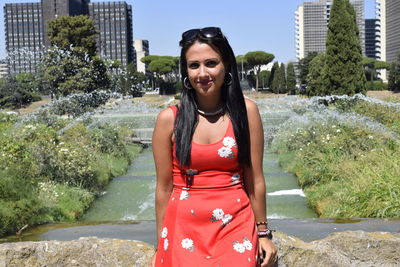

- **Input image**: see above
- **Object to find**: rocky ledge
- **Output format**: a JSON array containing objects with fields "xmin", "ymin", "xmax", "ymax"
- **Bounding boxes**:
[{"xmin": 1, "ymin": 231, "xmax": 399, "ymax": 267}]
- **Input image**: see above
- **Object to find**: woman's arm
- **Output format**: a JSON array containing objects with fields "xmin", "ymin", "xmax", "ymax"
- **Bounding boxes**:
[
  {"xmin": 152, "ymin": 108, "xmax": 175, "ymax": 247},
  {"xmin": 243, "ymin": 98, "xmax": 267, "ymax": 226},
  {"xmin": 243, "ymin": 98, "xmax": 277, "ymax": 267}
]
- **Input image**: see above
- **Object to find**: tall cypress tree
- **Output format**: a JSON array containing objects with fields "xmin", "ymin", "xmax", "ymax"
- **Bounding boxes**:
[
  {"xmin": 322, "ymin": 0, "xmax": 366, "ymax": 95},
  {"xmin": 278, "ymin": 63, "xmax": 287, "ymax": 94},
  {"xmin": 307, "ymin": 53, "xmax": 328, "ymax": 96},
  {"xmin": 286, "ymin": 62, "xmax": 296, "ymax": 94},
  {"xmin": 272, "ymin": 63, "xmax": 286, "ymax": 94},
  {"xmin": 269, "ymin": 62, "xmax": 279, "ymax": 90}
]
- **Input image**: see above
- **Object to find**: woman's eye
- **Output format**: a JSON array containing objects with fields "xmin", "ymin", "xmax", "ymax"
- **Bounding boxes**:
[
  {"xmin": 206, "ymin": 61, "xmax": 218, "ymax": 67},
  {"xmin": 188, "ymin": 63, "xmax": 199, "ymax": 69}
]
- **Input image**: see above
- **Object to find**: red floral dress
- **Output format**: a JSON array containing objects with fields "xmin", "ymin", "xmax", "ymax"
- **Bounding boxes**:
[{"xmin": 155, "ymin": 105, "xmax": 259, "ymax": 267}]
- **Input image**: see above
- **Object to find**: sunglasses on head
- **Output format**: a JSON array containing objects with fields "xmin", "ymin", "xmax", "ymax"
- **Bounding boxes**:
[{"xmin": 181, "ymin": 27, "xmax": 223, "ymax": 42}]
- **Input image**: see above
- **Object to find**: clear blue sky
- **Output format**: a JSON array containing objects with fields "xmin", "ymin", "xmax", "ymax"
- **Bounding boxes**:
[{"xmin": 0, "ymin": 0, "xmax": 376, "ymax": 62}]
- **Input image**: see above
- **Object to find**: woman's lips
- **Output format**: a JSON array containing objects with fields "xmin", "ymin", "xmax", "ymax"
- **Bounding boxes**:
[{"xmin": 198, "ymin": 80, "xmax": 213, "ymax": 86}]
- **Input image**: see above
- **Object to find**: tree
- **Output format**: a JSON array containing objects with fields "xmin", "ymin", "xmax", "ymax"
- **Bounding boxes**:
[
  {"xmin": 142, "ymin": 55, "xmax": 178, "ymax": 93},
  {"xmin": 388, "ymin": 54, "xmax": 400, "ymax": 92},
  {"xmin": 307, "ymin": 53, "xmax": 328, "ymax": 96},
  {"xmin": 244, "ymin": 51, "xmax": 275, "ymax": 90},
  {"xmin": 148, "ymin": 58, "xmax": 176, "ymax": 80},
  {"xmin": 297, "ymin": 52, "xmax": 318, "ymax": 85},
  {"xmin": 268, "ymin": 62, "xmax": 279, "ymax": 89},
  {"xmin": 362, "ymin": 57, "xmax": 391, "ymax": 81},
  {"xmin": 258, "ymin": 70, "xmax": 270, "ymax": 90},
  {"xmin": 0, "ymin": 74, "xmax": 42, "ymax": 108},
  {"xmin": 322, "ymin": 0, "xmax": 366, "ymax": 95},
  {"xmin": 286, "ymin": 62, "xmax": 296, "ymax": 94},
  {"xmin": 271, "ymin": 63, "xmax": 286, "ymax": 94},
  {"xmin": 47, "ymin": 15, "xmax": 98, "ymax": 56},
  {"xmin": 118, "ymin": 63, "xmax": 147, "ymax": 96},
  {"xmin": 42, "ymin": 16, "xmax": 110, "ymax": 98},
  {"xmin": 40, "ymin": 47, "xmax": 110, "ymax": 98}
]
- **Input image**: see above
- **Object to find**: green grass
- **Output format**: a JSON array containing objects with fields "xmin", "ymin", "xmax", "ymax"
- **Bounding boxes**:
[{"xmin": 272, "ymin": 98, "xmax": 400, "ymax": 218}]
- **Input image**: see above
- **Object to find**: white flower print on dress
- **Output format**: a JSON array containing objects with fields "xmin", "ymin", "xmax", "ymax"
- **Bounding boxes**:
[
  {"xmin": 164, "ymin": 238, "xmax": 169, "ymax": 251},
  {"xmin": 243, "ymin": 238, "xmax": 253, "ymax": 251},
  {"xmin": 181, "ymin": 238, "xmax": 194, "ymax": 252},
  {"xmin": 221, "ymin": 214, "xmax": 233, "ymax": 226},
  {"xmin": 180, "ymin": 190, "xmax": 189, "ymax": 200},
  {"xmin": 222, "ymin": 136, "xmax": 236, "ymax": 148},
  {"xmin": 233, "ymin": 241, "xmax": 246, "ymax": 253},
  {"xmin": 211, "ymin": 208, "xmax": 224, "ymax": 221},
  {"xmin": 161, "ymin": 227, "xmax": 168, "ymax": 238},
  {"xmin": 231, "ymin": 173, "xmax": 240, "ymax": 183},
  {"xmin": 233, "ymin": 237, "xmax": 253, "ymax": 253},
  {"xmin": 218, "ymin": 146, "xmax": 234, "ymax": 158}
]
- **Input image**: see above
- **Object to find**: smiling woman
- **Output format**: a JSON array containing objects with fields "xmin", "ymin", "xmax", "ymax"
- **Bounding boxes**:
[{"xmin": 150, "ymin": 27, "xmax": 277, "ymax": 267}]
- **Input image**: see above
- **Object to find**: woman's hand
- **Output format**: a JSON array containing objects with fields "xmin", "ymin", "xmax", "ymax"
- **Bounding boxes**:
[
  {"xmin": 148, "ymin": 251, "xmax": 156, "ymax": 267},
  {"xmin": 258, "ymin": 238, "xmax": 277, "ymax": 267}
]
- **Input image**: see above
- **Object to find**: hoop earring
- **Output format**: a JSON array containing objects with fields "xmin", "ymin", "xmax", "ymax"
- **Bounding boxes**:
[
  {"xmin": 224, "ymin": 73, "xmax": 233, "ymax": 86},
  {"xmin": 184, "ymin": 77, "xmax": 193, "ymax": 89}
]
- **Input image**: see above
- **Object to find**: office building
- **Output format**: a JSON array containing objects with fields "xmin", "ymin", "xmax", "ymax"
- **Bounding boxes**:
[
  {"xmin": 4, "ymin": 2, "xmax": 43, "ymax": 74},
  {"xmin": 42, "ymin": 0, "xmax": 90, "ymax": 46},
  {"xmin": 4, "ymin": 0, "xmax": 134, "ymax": 74},
  {"xmin": 365, "ymin": 19, "xmax": 378, "ymax": 59},
  {"xmin": 88, "ymin": 1, "xmax": 134, "ymax": 66},
  {"xmin": 133, "ymin": 39, "xmax": 149, "ymax": 74},
  {"xmin": 295, "ymin": 0, "xmax": 365, "ymax": 60},
  {"xmin": 375, "ymin": 0, "xmax": 400, "ymax": 81},
  {"xmin": 0, "ymin": 59, "xmax": 9, "ymax": 78},
  {"xmin": 376, "ymin": 0, "xmax": 400, "ymax": 64}
]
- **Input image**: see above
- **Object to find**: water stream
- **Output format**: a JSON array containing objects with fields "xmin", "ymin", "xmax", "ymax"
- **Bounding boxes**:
[{"xmin": 80, "ymin": 97, "xmax": 316, "ymax": 222}]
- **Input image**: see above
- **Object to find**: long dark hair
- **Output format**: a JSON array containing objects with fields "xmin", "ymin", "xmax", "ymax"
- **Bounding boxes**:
[{"xmin": 175, "ymin": 28, "xmax": 250, "ymax": 167}]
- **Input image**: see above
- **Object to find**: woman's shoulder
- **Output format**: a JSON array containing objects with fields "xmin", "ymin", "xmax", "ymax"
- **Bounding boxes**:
[
  {"xmin": 156, "ymin": 106, "xmax": 176, "ymax": 126},
  {"xmin": 244, "ymin": 97, "xmax": 260, "ymax": 115}
]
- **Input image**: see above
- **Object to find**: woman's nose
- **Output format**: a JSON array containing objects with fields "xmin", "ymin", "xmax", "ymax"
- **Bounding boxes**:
[{"xmin": 198, "ymin": 65, "xmax": 208, "ymax": 78}]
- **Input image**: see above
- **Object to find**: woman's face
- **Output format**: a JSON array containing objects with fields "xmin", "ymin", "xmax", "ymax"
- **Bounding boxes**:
[{"xmin": 185, "ymin": 41, "xmax": 226, "ymax": 97}]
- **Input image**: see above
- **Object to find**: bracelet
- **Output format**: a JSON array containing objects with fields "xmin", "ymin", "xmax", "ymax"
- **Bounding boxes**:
[
  {"xmin": 256, "ymin": 221, "xmax": 268, "ymax": 226},
  {"xmin": 257, "ymin": 229, "xmax": 274, "ymax": 240}
]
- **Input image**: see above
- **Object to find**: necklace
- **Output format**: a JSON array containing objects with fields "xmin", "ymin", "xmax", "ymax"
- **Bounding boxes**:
[{"xmin": 197, "ymin": 107, "xmax": 224, "ymax": 116}]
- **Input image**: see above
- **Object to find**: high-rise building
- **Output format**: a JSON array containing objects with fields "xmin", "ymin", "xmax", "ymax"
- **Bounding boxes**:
[
  {"xmin": 42, "ymin": 0, "xmax": 90, "ymax": 46},
  {"xmin": 4, "ymin": 2, "xmax": 44, "ymax": 74},
  {"xmin": 295, "ymin": 0, "xmax": 365, "ymax": 60},
  {"xmin": 88, "ymin": 1, "xmax": 134, "ymax": 66},
  {"xmin": 4, "ymin": 0, "xmax": 134, "ymax": 75},
  {"xmin": 133, "ymin": 39, "xmax": 149, "ymax": 74},
  {"xmin": 376, "ymin": 0, "xmax": 400, "ymax": 64},
  {"xmin": 0, "ymin": 59, "xmax": 9, "ymax": 78},
  {"xmin": 365, "ymin": 19, "xmax": 378, "ymax": 59}
]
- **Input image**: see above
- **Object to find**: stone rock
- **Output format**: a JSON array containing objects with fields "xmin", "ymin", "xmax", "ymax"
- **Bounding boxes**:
[
  {"xmin": 1, "ymin": 231, "xmax": 399, "ymax": 267},
  {"xmin": 0, "ymin": 237, "xmax": 154, "ymax": 267},
  {"xmin": 274, "ymin": 230, "xmax": 400, "ymax": 267}
]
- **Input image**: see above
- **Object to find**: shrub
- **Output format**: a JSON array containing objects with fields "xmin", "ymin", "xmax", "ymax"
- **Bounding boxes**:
[
  {"xmin": 365, "ymin": 81, "xmax": 388, "ymax": 91},
  {"xmin": 272, "ymin": 97, "xmax": 400, "ymax": 218}
]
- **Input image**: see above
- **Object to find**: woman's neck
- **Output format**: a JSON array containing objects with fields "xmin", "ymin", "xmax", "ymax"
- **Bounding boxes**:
[{"xmin": 196, "ymin": 95, "xmax": 223, "ymax": 113}]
